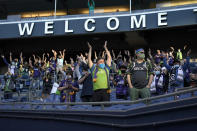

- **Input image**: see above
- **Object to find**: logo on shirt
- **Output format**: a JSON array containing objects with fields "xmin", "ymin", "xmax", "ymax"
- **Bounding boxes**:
[{"xmin": 133, "ymin": 67, "xmax": 146, "ymax": 71}]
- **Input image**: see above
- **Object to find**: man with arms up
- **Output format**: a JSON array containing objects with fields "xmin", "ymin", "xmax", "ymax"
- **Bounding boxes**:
[{"xmin": 87, "ymin": 41, "xmax": 112, "ymax": 102}]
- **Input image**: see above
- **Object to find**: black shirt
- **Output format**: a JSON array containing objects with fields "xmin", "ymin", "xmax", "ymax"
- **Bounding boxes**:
[
  {"xmin": 127, "ymin": 61, "xmax": 153, "ymax": 89},
  {"xmin": 80, "ymin": 74, "xmax": 93, "ymax": 97}
]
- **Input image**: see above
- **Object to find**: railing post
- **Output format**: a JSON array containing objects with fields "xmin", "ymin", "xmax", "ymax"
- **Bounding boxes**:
[
  {"xmin": 0, "ymin": 92, "xmax": 1, "ymax": 102},
  {"xmin": 130, "ymin": 0, "xmax": 132, "ymax": 14},
  {"xmin": 145, "ymin": 98, "xmax": 151, "ymax": 105},
  {"xmin": 42, "ymin": 103, "xmax": 46, "ymax": 110},
  {"xmin": 54, "ymin": 0, "xmax": 57, "ymax": 18},
  {"xmin": 28, "ymin": 82, "xmax": 31, "ymax": 102},
  {"xmin": 12, "ymin": 103, "xmax": 15, "ymax": 109},
  {"xmin": 101, "ymin": 104, "xmax": 104, "ymax": 110},
  {"xmin": 66, "ymin": 103, "xmax": 70, "ymax": 110},
  {"xmin": 174, "ymin": 89, "xmax": 178, "ymax": 100},
  {"xmin": 30, "ymin": 103, "xmax": 33, "ymax": 110},
  {"xmin": 191, "ymin": 90, "xmax": 195, "ymax": 97}
]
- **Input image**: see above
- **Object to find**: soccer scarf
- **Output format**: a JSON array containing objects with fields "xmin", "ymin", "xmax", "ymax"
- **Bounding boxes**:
[
  {"xmin": 177, "ymin": 67, "xmax": 184, "ymax": 81},
  {"xmin": 157, "ymin": 75, "xmax": 164, "ymax": 88}
]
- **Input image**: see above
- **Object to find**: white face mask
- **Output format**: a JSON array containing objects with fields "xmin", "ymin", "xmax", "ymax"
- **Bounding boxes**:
[
  {"xmin": 174, "ymin": 64, "xmax": 180, "ymax": 68},
  {"xmin": 67, "ymin": 75, "xmax": 72, "ymax": 79}
]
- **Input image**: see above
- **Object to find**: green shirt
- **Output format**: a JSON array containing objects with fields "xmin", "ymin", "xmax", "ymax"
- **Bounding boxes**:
[
  {"xmin": 88, "ymin": 0, "xmax": 95, "ymax": 11},
  {"xmin": 91, "ymin": 64, "xmax": 110, "ymax": 91},
  {"xmin": 177, "ymin": 51, "xmax": 183, "ymax": 60},
  {"xmin": 4, "ymin": 79, "xmax": 12, "ymax": 92}
]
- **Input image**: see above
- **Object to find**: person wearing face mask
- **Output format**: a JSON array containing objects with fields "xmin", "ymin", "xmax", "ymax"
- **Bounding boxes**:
[
  {"xmin": 163, "ymin": 49, "xmax": 191, "ymax": 93},
  {"xmin": 87, "ymin": 41, "xmax": 112, "ymax": 102},
  {"xmin": 1, "ymin": 52, "xmax": 19, "ymax": 76},
  {"xmin": 127, "ymin": 48, "xmax": 154, "ymax": 101},
  {"xmin": 116, "ymin": 55, "xmax": 124, "ymax": 69},
  {"xmin": 154, "ymin": 50, "xmax": 162, "ymax": 65},
  {"xmin": 161, "ymin": 67, "xmax": 169, "ymax": 93},
  {"xmin": 58, "ymin": 72, "xmax": 79, "ymax": 102},
  {"xmin": 42, "ymin": 76, "xmax": 52, "ymax": 101},
  {"xmin": 150, "ymin": 70, "xmax": 159, "ymax": 94},
  {"xmin": 151, "ymin": 67, "xmax": 166, "ymax": 95},
  {"xmin": 78, "ymin": 65, "xmax": 93, "ymax": 102},
  {"xmin": 114, "ymin": 65, "xmax": 128, "ymax": 100},
  {"xmin": 56, "ymin": 49, "xmax": 66, "ymax": 81}
]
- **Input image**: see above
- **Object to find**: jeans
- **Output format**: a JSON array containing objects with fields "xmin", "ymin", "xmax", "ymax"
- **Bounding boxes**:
[
  {"xmin": 32, "ymin": 78, "xmax": 40, "ymax": 89},
  {"xmin": 50, "ymin": 94, "xmax": 60, "ymax": 103},
  {"xmin": 89, "ymin": 10, "xmax": 94, "ymax": 15},
  {"xmin": 169, "ymin": 82, "xmax": 184, "ymax": 93}
]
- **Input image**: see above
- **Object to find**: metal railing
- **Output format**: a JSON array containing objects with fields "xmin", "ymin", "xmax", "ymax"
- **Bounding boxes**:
[
  {"xmin": 0, "ymin": 77, "xmax": 43, "ymax": 102},
  {"xmin": 0, "ymin": 86, "xmax": 196, "ymax": 111}
]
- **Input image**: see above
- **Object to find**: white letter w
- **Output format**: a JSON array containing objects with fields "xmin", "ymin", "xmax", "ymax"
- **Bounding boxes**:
[{"xmin": 18, "ymin": 23, "xmax": 35, "ymax": 36}]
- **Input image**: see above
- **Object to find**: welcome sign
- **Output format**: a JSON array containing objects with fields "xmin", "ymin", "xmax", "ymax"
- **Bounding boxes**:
[{"xmin": 0, "ymin": 5, "xmax": 197, "ymax": 39}]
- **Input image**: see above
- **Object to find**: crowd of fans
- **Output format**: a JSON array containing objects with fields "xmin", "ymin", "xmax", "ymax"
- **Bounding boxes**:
[{"xmin": 0, "ymin": 42, "xmax": 197, "ymax": 103}]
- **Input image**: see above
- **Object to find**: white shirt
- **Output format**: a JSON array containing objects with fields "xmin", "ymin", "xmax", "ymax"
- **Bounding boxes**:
[
  {"xmin": 57, "ymin": 58, "xmax": 63, "ymax": 67},
  {"xmin": 10, "ymin": 65, "xmax": 15, "ymax": 75}
]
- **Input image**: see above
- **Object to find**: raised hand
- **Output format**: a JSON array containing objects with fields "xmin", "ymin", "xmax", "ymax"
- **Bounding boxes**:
[
  {"xmin": 124, "ymin": 50, "xmax": 127, "ymax": 55},
  {"xmin": 80, "ymin": 53, "xmax": 84, "ymax": 57},
  {"xmin": 104, "ymin": 41, "xmax": 107, "ymax": 49},
  {"xmin": 87, "ymin": 42, "xmax": 92, "ymax": 49},
  {"xmin": 148, "ymin": 48, "xmax": 151, "ymax": 54},
  {"xmin": 170, "ymin": 47, "xmax": 174, "ymax": 51},
  {"xmin": 187, "ymin": 49, "xmax": 191, "ymax": 56},
  {"xmin": 127, "ymin": 50, "xmax": 130, "ymax": 56},
  {"xmin": 184, "ymin": 45, "xmax": 187, "ymax": 50},
  {"xmin": 162, "ymin": 51, "xmax": 167, "ymax": 58},
  {"xmin": 112, "ymin": 49, "xmax": 114, "ymax": 54}
]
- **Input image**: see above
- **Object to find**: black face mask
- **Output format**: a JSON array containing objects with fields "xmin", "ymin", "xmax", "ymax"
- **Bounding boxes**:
[{"xmin": 121, "ymin": 70, "xmax": 126, "ymax": 74}]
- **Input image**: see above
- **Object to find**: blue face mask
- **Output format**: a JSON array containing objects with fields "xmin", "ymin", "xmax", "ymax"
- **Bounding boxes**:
[
  {"xmin": 99, "ymin": 63, "xmax": 105, "ymax": 69},
  {"xmin": 155, "ymin": 71, "xmax": 160, "ymax": 75},
  {"xmin": 174, "ymin": 64, "xmax": 179, "ymax": 68}
]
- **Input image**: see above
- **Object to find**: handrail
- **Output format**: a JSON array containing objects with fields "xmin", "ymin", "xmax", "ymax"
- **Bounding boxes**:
[{"xmin": 0, "ymin": 86, "xmax": 196, "ymax": 110}]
